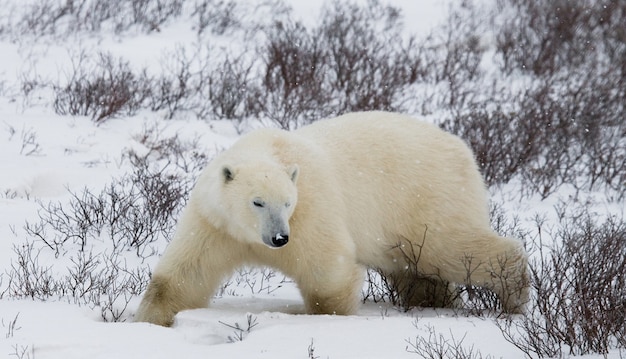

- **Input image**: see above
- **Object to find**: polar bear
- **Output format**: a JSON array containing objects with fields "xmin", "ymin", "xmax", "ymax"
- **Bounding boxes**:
[{"xmin": 134, "ymin": 111, "xmax": 529, "ymax": 326}]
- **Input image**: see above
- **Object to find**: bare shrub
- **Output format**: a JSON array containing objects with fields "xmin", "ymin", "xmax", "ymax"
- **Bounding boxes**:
[
  {"xmin": 9, "ymin": 343, "xmax": 34, "ymax": 359},
  {"xmin": 468, "ymin": 0, "xmax": 626, "ymax": 199},
  {"xmin": 201, "ymin": 54, "xmax": 260, "ymax": 125},
  {"xmin": 126, "ymin": 0, "xmax": 184, "ymax": 33},
  {"xmin": 362, "ymin": 230, "xmax": 461, "ymax": 312},
  {"xmin": 233, "ymin": 267, "xmax": 288, "ymax": 295},
  {"xmin": 9, "ymin": 0, "xmax": 184, "ymax": 37},
  {"xmin": 516, "ymin": 67, "xmax": 625, "ymax": 199},
  {"xmin": 54, "ymin": 52, "xmax": 151, "ymax": 123},
  {"xmin": 3, "ymin": 241, "xmax": 151, "ymax": 322},
  {"xmin": 132, "ymin": 122, "xmax": 209, "ymax": 174},
  {"xmin": 2, "ymin": 128, "xmax": 205, "ymax": 321},
  {"xmin": 147, "ymin": 45, "xmax": 199, "ymax": 120},
  {"xmin": 316, "ymin": 0, "xmax": 419, "ymax": 114},
  {"xmin": 3, "ymin": 242, "xmax": 58, "ymax": 300},
  {"xmin": 257, "ymin": 0, "xmax": 420, "ymax": 129},
  {"xmin": 259, "ymin": 20, "xmax": 328, "ymax": 129},
  {"xmin": 428, "ymin": 0, "xmax": 625, "ymax": 201},
  {"xmin": 407, "ymin": 320, "xmax": 495, "ymax": 359},
  {"xmin": 23, "ymin": 153, "xmax": 191, "ymax": 257},
  {"xmin": 17, "ymin": 127, "xmax": 43, "ymax": 157},
  {"xmin": 192, "ymin": 0, "xmax": 240, "ymax": 36},
  {"xmin": 440, "ymin": 104, "xmax": 541, "ymax": 187},
  {"xmin": 149, "ymin": 44, "xmax": 259, "ymax": 123},
  {"xmin": 414, "ymin": 2, "xmax": 488, "ymax": 115},
  {"xmin": 497, "ymin": 213, "xmax": 626, "ymax": 357},
  {"xmin": 495, "ymin": 0, "xmax": 625, "ymax": 76},
  {"xmin": 13, "ymin": 0, "xmax": 68, "ymax": 37},
  {"xmin": 5, "ymin": 166, "xmax": 189, "ymax": 320},
  {"xmin": 442, "ymin": 65, "xmax": 625, "ymax": 200},
  {"xmin": 362, "ymin": 269, "xmax": 400, "ymax": 306}
]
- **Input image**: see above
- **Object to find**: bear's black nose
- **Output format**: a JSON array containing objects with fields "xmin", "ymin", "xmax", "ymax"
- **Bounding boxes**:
[{"xmin": 272, "ymin": 233, "xmax": 289, "ymax": 247}]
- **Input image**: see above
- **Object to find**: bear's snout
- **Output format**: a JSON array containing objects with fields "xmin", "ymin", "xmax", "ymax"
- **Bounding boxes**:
[{"xmin": 271, "ymin": 233, "xmax": 289, "ymax": 247}]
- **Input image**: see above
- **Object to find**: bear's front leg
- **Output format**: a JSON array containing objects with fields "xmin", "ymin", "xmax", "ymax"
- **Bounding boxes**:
[
  {"xmin": 135, "ymin": 206, "xmax": 243, "ymax": 326},
  {"xmin": 135, "ymin": 243, "xmax": 241, "ymax": 326},
  {"xmin": 298, "ymin": 262, "xmax": 364, "ymax": 316},
  {"xmin": 134, "ymin": 275, "xmax": 192, "ymax": 327}
]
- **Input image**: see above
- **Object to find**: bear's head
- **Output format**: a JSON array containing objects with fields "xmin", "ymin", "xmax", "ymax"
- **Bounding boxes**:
[{"xmin": 201, "ymin": 159, "xmax": 299, "ymax": 249}]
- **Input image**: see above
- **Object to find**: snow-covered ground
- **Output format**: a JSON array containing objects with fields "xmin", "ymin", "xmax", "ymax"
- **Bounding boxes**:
[{"xmin": 0, "ymin": 1, "xmax": 623, "ymax": 358}]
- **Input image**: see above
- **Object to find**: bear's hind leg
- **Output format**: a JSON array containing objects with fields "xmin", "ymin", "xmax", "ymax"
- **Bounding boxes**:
[
  {"xmin": 439, "ymin": 233, "xmax": 530, "ymax": 314},
  {"xmin": 479, "ymin": 240, "xmax": 529, "ymax": 314},
  {"xmin": 388, "ymin": 273, "xmax": 460, "ymax": 309}
]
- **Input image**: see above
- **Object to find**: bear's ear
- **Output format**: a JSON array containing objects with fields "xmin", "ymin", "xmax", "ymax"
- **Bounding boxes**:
[
  {"xmin": 222, "ymin": 166, "xmax": 235, "ymax": 183},
  {"xmin": 287, "ymin": 164, "xmax": 299, "ymax": 184}
]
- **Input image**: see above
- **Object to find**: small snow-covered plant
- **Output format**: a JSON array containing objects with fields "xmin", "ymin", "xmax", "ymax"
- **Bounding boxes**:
[
  {"xmin": 18, "ymin": 127, "xmax": 42, "ymax": 157},
  {"xmin": 9, "ymin": 343, "xmax": 34, "ymax": 359},
  {"xmin": 132, "ymin": 122, "xmax": 208, "ymax": 175},
  {"xmin": 234, "ymin": 267, "xmax": 287, "ymax": 295},
  {"xmin": 218, "ymin": 314, "xmax": 259, "ymax": 342},
  {"xmin": 3, "ymin": 313, "xmax": 21, "ymax": 339},
  {"xmin": 213, "ymin": 267, "xmax": 289, "ymax": 297},
  {"xmin": 308, "ymin": 339, "xmax": 316, "ymax": 359},
  {"xmin": 2, "ymin": 312, "xmax": 33, "ymax": 359}
]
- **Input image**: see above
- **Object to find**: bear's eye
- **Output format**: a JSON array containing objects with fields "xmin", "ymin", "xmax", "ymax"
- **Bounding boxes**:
[
  {"xmin": 285, "ymin": 202, "xmax": 291, "ymax": 208},
  {"xmin": 253, "ymin": 199, "xmax": 265, "ymax": 208}
]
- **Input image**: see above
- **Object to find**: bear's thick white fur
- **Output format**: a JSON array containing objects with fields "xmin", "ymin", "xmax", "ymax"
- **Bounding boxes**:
[{"xmin": 135, "ymin": 111, "xmax": 529, "ymax": 326}]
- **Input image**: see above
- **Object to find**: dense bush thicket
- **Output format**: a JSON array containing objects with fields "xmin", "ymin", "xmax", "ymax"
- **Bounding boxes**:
[
  {"xmin": 46, "ymin": 0, "xmax": 419, "ymax": 129},
  {"xmin": 4, "ymin": 0, "xmax": 623, "ymax": 199},
  {"xmin": 1, "ymin": 0, "xmax": 625, "ymax": 356},
  {"xmin": 259, "ymin": 1, "xmax": 419, "ymax": 129},
  {"xmin": 436, "ymin": 0, "xmax": 625, "ymax": 199},
  {"xmin": 0, "ymin": 0, "xmax": 184, "ymax": 35}
]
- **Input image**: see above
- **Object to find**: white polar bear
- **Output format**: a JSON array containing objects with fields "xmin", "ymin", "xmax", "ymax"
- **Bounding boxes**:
[{"xmin": 135, "ymin": 111, "xmax": 529, "ymax": 326}]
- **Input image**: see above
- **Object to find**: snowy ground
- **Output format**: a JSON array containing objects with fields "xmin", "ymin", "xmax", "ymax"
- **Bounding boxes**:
[{"xmin": 0, "ymin": 1, "xmax": 623, "ymax": 358}]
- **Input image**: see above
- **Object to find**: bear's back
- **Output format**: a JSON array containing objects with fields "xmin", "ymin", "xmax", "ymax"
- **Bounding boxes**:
[
  {"xmin": 295, "ymin": 111, "xmax": 477, "ymax": 183},
  {"xmin": 293, "ymin": 111, "xmax": 491, "ymax": 267}
]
